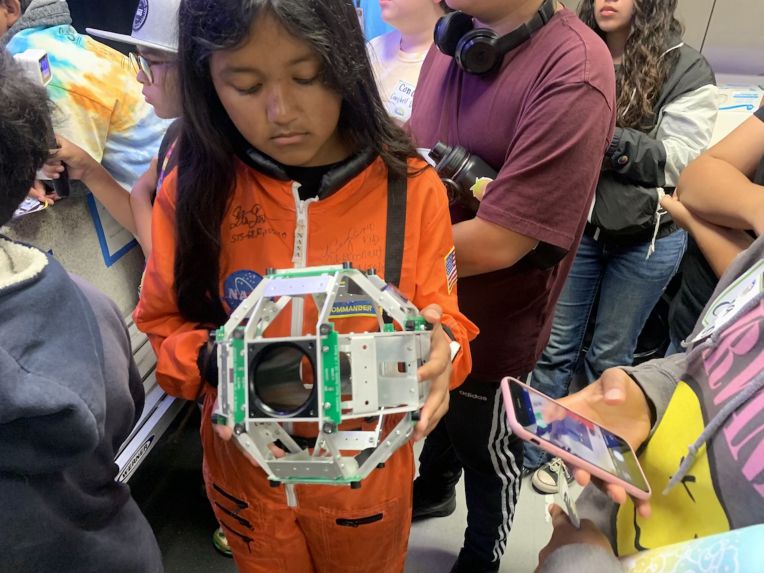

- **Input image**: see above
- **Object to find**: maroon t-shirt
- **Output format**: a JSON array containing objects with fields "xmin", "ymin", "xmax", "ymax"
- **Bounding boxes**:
[{"xmin": 409, "ymin": 8, "xmax": 616, "ymax": 380}]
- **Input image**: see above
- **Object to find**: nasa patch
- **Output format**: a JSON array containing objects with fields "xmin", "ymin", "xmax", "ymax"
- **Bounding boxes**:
[
  {"xmin": 133, "ymin": 0, "xmax": 149, "ymax": 32},
  {"xmin": 223, "ymin": 270, "xmax": 263, "ymax": 311}
]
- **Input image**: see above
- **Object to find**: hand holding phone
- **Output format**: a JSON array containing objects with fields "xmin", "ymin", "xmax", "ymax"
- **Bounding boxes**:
[
  {"xmin": 502, "ymin": 375, "xmax": 652, "ymax": 501},
  {"xmin": 555, "ymin": 369, "xmax": 653, "ymax": 517},
  {"xmin": 558, "ymin": 369, "xmax": 653, "ymax": 454}
]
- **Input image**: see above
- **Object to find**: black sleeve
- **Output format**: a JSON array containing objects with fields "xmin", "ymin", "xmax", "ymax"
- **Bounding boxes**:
[
  {"xmin": 605, "ymin": 126, "xmax": 668, "ymax": 188},
  {"xmin": 196, "ymin": 334, "xmax": 219, "ymax": 389},
  {"xmin": 755, "ymin": 106, "xmax": 764, "ymax": 123}
]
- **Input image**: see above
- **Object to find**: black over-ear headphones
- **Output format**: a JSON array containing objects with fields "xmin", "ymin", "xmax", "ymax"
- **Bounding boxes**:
[{"xmin": 434, "ymin": 0, "xmax": 557, "ymax": 76}]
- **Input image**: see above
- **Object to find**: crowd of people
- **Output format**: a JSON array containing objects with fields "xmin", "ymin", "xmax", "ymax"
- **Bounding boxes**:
[{"xmin": 0, "ymin": 0, "xmax": 761, "ymax": 572}]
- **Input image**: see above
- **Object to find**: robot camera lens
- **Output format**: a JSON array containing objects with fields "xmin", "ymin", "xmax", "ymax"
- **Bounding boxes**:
[{"xmin": 250, "ymin": 343, "xmax": 315, "ymax": 416}]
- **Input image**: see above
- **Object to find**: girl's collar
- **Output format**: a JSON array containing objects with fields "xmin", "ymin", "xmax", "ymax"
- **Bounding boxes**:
[{"xmin": 234, "ymin": 143, "xmax": 377, "ymax": 200}]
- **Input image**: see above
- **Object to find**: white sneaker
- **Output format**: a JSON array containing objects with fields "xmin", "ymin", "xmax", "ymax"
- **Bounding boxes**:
[{"xmin": 531, "ymin": 458, "xmax": 573, "ymax": 494}]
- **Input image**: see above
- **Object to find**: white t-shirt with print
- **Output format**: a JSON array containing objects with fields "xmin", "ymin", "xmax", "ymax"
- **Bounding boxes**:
[{"xmin": 367, "ymin": 31, "xmax": 429, "ymax": 125}]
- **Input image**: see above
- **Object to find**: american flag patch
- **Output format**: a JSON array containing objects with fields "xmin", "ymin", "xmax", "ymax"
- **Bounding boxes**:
[{"xmin": 444, "ymin": 246, "xmax": 458, "ymax": 294}]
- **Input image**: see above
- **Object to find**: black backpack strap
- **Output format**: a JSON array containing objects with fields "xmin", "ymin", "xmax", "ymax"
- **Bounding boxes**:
[{"xmin": 384, "ymin": 169, "xmax": 407, "ymax": 287}]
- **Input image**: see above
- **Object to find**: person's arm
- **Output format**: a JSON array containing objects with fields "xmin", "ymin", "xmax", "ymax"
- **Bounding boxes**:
[
  {"xmin": 537, "ymin": 543, "xmax": 623, "ymax": 573},
  {"xmin": 677, "ymin": 110, "xmax": 764, "ymax": 234},
  {"xmin": 130, "ymin": 158, "xmax": 159, "ymax": 257},
  {"xmin": 133, "ymin": 171, "xmax": 210, "ymax": 401},
  {"xmin": 81, "ymin": 164, "xmax": 138, "ymax": 234},
  {"xmin": 455, "ymin": 81, "xmax": 615, "ymax": 276},
  {"xmin": 536, "ymin": 506, "xmax": 623, "ymax": 573},
  {"xmin": 605, "ymin": 84, "xmax": 719, "ymax": 188},
  {"xmin": 44, "ymin": 136, "xmax": 137, "ymax": 234},
  {"xmin": 412, "ymin": 167, "xmax": 479, "ymax": 388},
  {"xmin": 618, "ymin": 352, "xmax": 686, "ymax": 430},
  {"xmin": 661, "ymin": 194, "xmax": 754, "ymax": 277},
  {"xmin": 452, "ymin": 218, "xmax": 537, "ymax": 277},
  {"xmin": 405, "ymin": 167, "xmax": 479, "ymax": 440}
]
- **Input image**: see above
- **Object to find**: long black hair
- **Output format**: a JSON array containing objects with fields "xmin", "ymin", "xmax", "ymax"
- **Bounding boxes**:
[
  {"xmin": 174, "ymin": 0, "xmax": 420, "ymax": 325},
  {"xmin": 579, "ymin": 0, "xmax": 683, "ymax": 131}
]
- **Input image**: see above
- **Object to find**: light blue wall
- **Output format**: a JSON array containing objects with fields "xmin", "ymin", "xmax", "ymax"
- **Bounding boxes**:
[{"xmin": 359, "ymin": 0, "xmax": 394, "ymax": 40}]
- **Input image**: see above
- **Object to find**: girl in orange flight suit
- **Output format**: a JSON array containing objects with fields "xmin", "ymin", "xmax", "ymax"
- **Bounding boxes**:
[{"xmin": 134, "ymin": 1, "xmax": 477, "ymax": 572}]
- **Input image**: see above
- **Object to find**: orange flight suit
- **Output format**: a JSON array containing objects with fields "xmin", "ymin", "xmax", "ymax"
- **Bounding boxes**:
[{"xmin": 135, "ymin": 154, "xmax": 477, "ymax": 573}]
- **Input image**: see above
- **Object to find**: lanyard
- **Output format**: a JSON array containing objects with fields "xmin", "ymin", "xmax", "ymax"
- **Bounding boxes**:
[
  {"xmin": 156, "ymin": 139, "xmax": 177, "ymax": 194},
  {"xmin": 355, "ymin": 0, "xmax": 364, "ymax": 33}
]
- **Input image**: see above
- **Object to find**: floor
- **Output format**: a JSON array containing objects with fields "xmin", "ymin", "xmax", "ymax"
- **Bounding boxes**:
[{"xmin": 130, "ymin": 405, "xmax": 572, "ymax": 573}]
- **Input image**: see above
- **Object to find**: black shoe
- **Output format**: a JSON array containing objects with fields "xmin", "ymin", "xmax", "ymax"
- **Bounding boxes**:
[
  {"xmin": 412, "ymin": 492, "xmax": 456, "ymax": 521},
  {"xmin": 412, "ymin": 478, "xmax": 456, "ymax": 521},
  {"xmin": 448, "ymin": 547, "xmax": 500, "ymax": 573}
]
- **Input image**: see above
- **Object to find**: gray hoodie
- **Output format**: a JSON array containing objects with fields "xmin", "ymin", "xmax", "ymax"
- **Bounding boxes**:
[
  {"xmin": 0, "ymin": 237, "xmax": 162, "ymax": 572},
  {"xmin": 1, "ymin": 0, "xmax": 71, "ymax": 44}
]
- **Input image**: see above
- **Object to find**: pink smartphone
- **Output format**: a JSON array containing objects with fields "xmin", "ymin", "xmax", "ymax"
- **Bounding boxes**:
[{"xmin": 501, "ymin": 376, "xmax": 651, "ymax": 500}]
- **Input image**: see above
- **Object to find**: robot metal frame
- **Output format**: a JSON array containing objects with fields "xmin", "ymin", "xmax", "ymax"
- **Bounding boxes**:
[{"xmin": 214, "ymin": 264, "xmax": 432, "ymax": 487}]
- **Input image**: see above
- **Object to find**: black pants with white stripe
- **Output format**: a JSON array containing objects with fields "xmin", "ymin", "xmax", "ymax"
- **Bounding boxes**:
[{"xmin": 416, "ymin": 375, "xmax": 524, "ymax": 570}]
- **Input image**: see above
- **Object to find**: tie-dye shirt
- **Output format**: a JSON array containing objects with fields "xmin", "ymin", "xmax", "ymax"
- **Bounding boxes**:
[{"xmin": 7, "ymin": 25, "xmax": 169, "ymax": 188}]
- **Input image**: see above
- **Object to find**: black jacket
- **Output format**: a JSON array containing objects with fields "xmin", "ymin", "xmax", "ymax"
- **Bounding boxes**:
[{"xmin": 589, "ymin": 43, "xmax": 717, "ymax": 247}]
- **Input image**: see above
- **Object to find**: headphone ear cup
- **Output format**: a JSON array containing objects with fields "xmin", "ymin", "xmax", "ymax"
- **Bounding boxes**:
[
  {"xmin": 455, "ymin": 29, "xmax": 500, "ymax": 76},
  {"xmin": 434, "ymin": 11, "xmax": 474, "ymax": 57}
]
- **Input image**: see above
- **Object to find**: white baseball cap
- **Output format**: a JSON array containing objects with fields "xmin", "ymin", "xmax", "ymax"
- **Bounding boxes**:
[{"xmin": 87, "ymin": 0, "xmax": 180, "ymax": 54}]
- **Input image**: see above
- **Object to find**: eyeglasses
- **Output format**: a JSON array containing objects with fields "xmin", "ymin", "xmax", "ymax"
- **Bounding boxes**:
[{"xmin": 129, "ymin": 52, "xmax": 175, "ymax": 85}]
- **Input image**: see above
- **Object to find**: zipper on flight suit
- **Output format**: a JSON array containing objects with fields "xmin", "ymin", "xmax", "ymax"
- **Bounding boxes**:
[
  {"xmin": 284, "ymin": 181, "xmax": 318, "ymax": 509},
  {"xmin": 290, "ymin": 182, "xmax": 318, "ymax": 336}
]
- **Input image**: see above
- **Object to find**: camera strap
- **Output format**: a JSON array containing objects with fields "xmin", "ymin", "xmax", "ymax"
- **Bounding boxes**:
[{"xmin": 384, "ymin": 170, "xmax": 407, "ymax": 288}]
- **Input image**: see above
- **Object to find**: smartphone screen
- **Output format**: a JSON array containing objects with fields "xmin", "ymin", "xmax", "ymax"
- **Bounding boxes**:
[
  {"xmin": 39, "ymin": 53, "xmax": 52, "ymax": 84},
  {"xmin": 510, "ymin": 381, "xmax": 649, "ymax": 493}
]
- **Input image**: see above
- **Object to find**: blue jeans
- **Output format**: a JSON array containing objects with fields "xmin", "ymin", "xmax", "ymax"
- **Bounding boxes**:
[
  {"xmin": 523, "ymin": 230, "xmax": 687, "ymax": 469},
  {"xmin": 664, "ymin": 338, "xmax": 683, "ymax": 357}
]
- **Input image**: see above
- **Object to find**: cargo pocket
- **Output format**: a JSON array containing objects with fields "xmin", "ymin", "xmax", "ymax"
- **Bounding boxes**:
[
  {"xmin": 206, "ymin": 482, "xmax": 257, "ymax": 554},
  {"xmin": 314, "ymin": 497, "xmax": 406, "ymax": 573}
]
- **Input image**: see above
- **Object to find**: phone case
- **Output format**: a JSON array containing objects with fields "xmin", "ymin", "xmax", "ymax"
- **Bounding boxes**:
[{"xmin": 500, "ymin": 377, "xmax": 652, "ymax": 499}]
